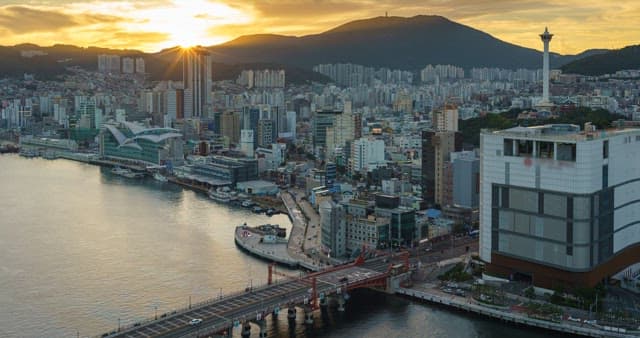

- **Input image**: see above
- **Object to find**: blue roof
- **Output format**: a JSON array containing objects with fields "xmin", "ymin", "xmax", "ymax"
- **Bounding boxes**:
[{"xmin": 426, "ymin": 209, "xmax": 441, "ymax": 218}]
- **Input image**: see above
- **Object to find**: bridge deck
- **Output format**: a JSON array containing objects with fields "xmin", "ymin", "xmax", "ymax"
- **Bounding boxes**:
[{"xmin": 101, "ymin": 258, "xmax": 395, "ymax": 338}]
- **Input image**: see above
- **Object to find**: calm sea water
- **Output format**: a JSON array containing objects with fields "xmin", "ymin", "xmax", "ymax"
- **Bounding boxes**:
[{"xmin": 0, "ymin": 155, "xmax": 558, "ymax": 338}]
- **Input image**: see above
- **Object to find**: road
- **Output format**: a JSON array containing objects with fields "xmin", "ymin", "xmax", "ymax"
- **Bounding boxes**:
[{"xmin": 102, "ymin": 258, "xmax": 392, "ymax": 338}]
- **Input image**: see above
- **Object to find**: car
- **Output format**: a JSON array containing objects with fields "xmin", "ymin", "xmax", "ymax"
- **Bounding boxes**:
[{"xmin": 189, "ymin": 318, "xmax": 203, "ymax": 325}]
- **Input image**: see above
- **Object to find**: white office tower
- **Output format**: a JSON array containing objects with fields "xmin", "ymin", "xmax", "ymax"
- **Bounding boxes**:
[
  {"xmin": 350, "ymin": 137, "xmax": 386, "ymax": 174},
  {"xmin": 240, "ymin": 129, "xmax": 254, "ymax": 157},
  {"xmin": 183, "ymin": 48, "xmax": 212, "ymax": 119},
  {"xmin": 480, "ymin": 123, "xmax": 640, "ymax": 289}
]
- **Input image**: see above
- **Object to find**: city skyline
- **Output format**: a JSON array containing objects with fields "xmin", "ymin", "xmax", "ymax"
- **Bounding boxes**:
[{"xmin": 0, "ymin": 0, "xmax": 638, "ymax": 54}]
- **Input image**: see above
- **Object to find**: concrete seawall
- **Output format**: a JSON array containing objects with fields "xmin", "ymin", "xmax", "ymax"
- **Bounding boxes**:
[
  {"xmin": 234, "ymin": 226, "xmax": 299, "ymax": 268},
  {"xmin": 396, "ymin": 288, "xmax": 636, "ymax": 338}
]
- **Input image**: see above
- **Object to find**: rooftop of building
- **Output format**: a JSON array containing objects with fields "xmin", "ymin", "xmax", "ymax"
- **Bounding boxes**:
[{"xmin": 484, "ymin": 122, "xmax": 640, "ymax": 142}]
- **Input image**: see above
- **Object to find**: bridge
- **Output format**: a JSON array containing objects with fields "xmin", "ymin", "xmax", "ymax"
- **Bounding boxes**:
[{"xmin": 96, "ymin": 253, "xmax": 409, "ymax": 338}]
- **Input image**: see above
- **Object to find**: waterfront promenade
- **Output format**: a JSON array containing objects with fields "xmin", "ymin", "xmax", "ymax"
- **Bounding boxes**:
[{"xmin": 398, "ymin": 284, "xmax": 638, "ymax": 338}]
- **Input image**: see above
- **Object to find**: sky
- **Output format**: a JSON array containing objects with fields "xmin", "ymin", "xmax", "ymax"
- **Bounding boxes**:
[{"xmin": 0, "ymin": 0, "xmax": 638, "ymax": 54}]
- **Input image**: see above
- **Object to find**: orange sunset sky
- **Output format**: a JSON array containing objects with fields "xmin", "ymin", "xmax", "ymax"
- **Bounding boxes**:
[{"xmin": 0, "ymin": 0, "xmax": 638, "ymax": 54}]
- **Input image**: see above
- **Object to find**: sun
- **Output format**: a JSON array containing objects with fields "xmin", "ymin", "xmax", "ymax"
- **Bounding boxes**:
[{"xmin": 124, "ymin": 0, "xmax": 252, "ymax": 50}]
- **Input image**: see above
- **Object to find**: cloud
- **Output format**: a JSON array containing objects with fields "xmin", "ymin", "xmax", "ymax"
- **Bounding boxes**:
[
  {"xmin": 0, "ymin": 0, "xmax": 638, "ymax": 53},
  {"xmin": 0, "ymin": 6, "xmax": 77, "ymax": 33}
]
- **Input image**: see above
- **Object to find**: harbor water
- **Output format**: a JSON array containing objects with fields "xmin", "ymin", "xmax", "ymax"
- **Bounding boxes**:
[{"xmin": 0, "ymin": 155, "xmax": 560, "ymax": 338}]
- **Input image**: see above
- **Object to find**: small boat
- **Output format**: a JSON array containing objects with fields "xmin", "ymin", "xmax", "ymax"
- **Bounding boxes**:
[
  {"xmin": 252, "ymin": 206, "xmax": 264, "ymax": 214},
  {"xmin": 241, "ymin": 200, "xmax": 254, "ymax": 208},
  {"xmin": 209, "ymin": 187, "xmax": 231, "ymax": 203},
  {"xmin": 265, "ymin": 208, "xmax": 276, "ymax": 216},
  {"xmin": 111, "ymin": 167, "xmax": 144, "ymax": 179},
  {"xmin": 153, "ymin": 172, "xmax": 168, "ymax": 182}
]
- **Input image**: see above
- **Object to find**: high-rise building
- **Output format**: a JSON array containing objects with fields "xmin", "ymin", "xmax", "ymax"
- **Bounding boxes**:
[
  {"xmin": 257, "ymin": 119, "xmax": 274, "ymax": 148},
  {"xmin": 220, "ymin": 111, "xmax": 241, "ymax": 143},
  {"xmin": 350, "ymin": 137, "xmax": 386, "ymax": 174},
  {"xmin": 240, "ymin": 129, "xmax": 254, "ymax": 157},
  {"xmin": 480, "ymin": 124, "xmax": 640, "ymax": 288},
  {"xmin": 452, "ymin": 151, "xmax": 480, "ymax": 208},
  {"xmin": 183, "ymin": 48, "xmax": 212, "ymax": 119},
  {"xmin": 285, "ymin": 111, "xmax": 297, "ymax": 139},
  {"xmin": 326, "ymin": 110, "xmax": 356, "ymax": 160},
  {"xmin": 313, "ymin": 110, "xmax": 342, "ymax": 148},
  {"xmin": 122, "ymin": 57, "xmax": 134, "ymax": 74},
  {"xmin": 422, "ymin": 131, "xmax": 463, "ymax": 206},
  {"xmin": 98, "ymin": 54, "xmax": 120, "ymax": 74},
  {"xmin": 135, "ymin": 57, "xmax": 145, "ymax": 74},
  {"xmin": 433, "ymin": 104, "xmax": 459, "ymax": 132},
  {"xmin": 320, "ymin": 200, "xmax": 346, "ymax": 258}
]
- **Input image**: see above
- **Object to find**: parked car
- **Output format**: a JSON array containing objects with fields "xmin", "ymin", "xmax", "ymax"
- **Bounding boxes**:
[{"xmin": 189, "ymin": 318, "xmax": 202, "ymax": 325}]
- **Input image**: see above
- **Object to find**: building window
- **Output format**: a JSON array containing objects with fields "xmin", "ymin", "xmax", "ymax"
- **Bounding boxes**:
[
  {"xmin": 556, "ymin": 143, "xmax": 576, "ymax": 161},
  {"xmin": 602, "ymin": 165, "xmax": 608, "ymax": 188},
  {"xmin": 537, "ymin": 141, "xmax": 554, "ymax": 159},
  {"xmin": 503, "ymin": 139, "xmax": 514, "ymax": 156},
  {"xmin": 603, "ymin": 140, "xmax": 609, "ymax": 159},
  {"xmin": 516, "ymin": 140, "xmax": 533, "ymax": 157}
]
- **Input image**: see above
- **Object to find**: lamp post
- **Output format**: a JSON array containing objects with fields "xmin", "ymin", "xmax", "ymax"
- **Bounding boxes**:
[{"xmin": 154, "ymin": 305, "xmax": 157, "ymax": 320}]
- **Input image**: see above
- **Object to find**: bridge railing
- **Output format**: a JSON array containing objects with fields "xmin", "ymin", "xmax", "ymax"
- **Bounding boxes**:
[{"xmin": 94, "ymin": 278, "xmax": 301, "ymax": 338}]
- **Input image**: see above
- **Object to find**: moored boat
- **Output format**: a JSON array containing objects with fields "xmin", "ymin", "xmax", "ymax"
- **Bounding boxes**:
[
  {"xmin": 208, "ymin": 187, "xmax": 231, "ymax": 203},
  {"xmin": 111, "ymin": 167, "xmax": 144, "ymax": 178},
  {"xmin": 153, "ymin": 172, "xmax": 168, "ymax": 182}
]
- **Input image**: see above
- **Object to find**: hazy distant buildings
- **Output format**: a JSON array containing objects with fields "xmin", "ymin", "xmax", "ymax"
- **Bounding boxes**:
[
  {"xmin": 420, "ymin": 64, "xmax": 465, "ymax": 83},
  {"xmin": 122, "ymin": 57, "xmax": 134, "ymax": 74},
  {"xmin": 183, "ymin": 48, "xmax": 213, "ymax": 119},
  {"xmin": 237, "ymin": 69, "xmax": 285, "ymax": 89},
  {"xmin": 135, "ymin": 57, "xmax": 145, "ymax": 74},
  {"xmin": 98, "ymin": 54, "xmax": 121, "ymax": 74}
]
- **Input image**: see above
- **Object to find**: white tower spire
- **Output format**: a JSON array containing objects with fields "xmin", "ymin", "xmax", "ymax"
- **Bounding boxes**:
[{"xmin": 540, "ymin": 27, "xmax": 553, "ymax": 104}]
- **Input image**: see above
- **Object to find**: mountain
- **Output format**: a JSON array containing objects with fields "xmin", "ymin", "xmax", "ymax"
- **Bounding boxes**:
[
  {"xmin": 0, "ymin": 44, "xmax": 146, "ymax": 80},
  {"xmin": 208, "ymin": 15, "xmax": 599, "ymax": 70},
  {"xmin": 0, "ymin": 15, "xmax": 614, "ymax": 82},
  {"xmin": 0, "ymin": 44, "xmax": 328, "ymax": 84},
  {"xmin": 561, "ymin": 45, "xmax": 640, "ymax": 75}
]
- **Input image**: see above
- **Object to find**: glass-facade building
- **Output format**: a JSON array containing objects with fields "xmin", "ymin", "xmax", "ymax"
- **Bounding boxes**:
[{"xmin": 100, "ymin": 122, "xmax": 184, "ymax": 166}]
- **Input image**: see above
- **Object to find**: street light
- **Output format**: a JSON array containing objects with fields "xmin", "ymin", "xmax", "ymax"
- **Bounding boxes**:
[{"xmin": 154, "ymin": 305, "xmax": 157, "ymax": 320}]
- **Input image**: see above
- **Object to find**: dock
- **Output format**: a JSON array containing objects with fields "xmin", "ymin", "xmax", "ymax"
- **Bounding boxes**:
[{"xmin": 234, "ymin": 225, "xmax": 300, "ymax": 268}]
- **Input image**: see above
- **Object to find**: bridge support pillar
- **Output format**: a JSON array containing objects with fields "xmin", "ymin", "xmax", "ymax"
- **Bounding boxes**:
[
  {"xmin": 337, "ymin": 296, "xmax": 346, "ymax": 312},
  {"xmin": 258, "ymin": 319, "xmax": 267, "ymax": 338},
  {"xmin": 304, "ymin": 306, "xmax": 314, "ymax": 325},
  {"xmin": 241, "ymin": 322, "xmax": 251, "ymax": 338},
  {"xmin": 287, "ymin": 306, "xmax": 296, "ymax": 321}
]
